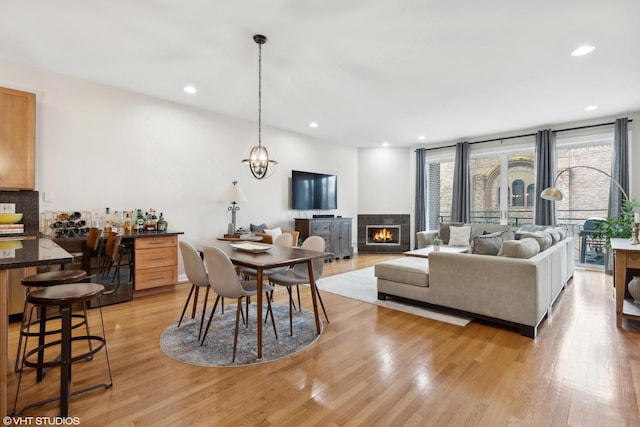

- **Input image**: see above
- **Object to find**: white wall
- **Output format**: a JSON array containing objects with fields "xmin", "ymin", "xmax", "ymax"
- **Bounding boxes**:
[{"xmin": 0, "ymin": 59, "xmax": 358, "ymax": 277}]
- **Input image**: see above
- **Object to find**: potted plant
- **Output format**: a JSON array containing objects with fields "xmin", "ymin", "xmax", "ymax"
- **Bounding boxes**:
[
  {"xmin": 432, "ymin": 237, "xmax": 443, "ymax": 251},
  {"xmin": 592, "ymin": 199, "xmax": 639, "ymax": 248}
]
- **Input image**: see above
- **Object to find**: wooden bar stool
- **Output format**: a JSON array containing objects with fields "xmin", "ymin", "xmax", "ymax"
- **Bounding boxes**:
[
  {"xmin": 15, "ymin": 270, "xmax": 88, "ymax": 377},
  {"xmin": 13, "ymin": 283, "xmax": 113, "ymax": 417}
]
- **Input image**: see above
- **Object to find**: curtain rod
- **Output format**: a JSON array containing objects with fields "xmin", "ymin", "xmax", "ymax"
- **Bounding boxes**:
[{"xmin": 417, "ymin": 119, "xmax": 633, "ymax": 152}]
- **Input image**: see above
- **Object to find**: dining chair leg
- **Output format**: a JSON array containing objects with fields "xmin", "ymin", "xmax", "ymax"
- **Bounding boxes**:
[
  {"xmin": 245, "ymin": 296, "xmax": 250, "ymax": 328},
  {"xmin": 177, "ymin": 285, "xmax": 196, "ymax": 327},
  {"xmin": 287, "ymin": 287, "xmax": 294, "ymax": 336},
  {"xmin": 232, "ymin": 298, "xmax": 242, "ymax": 363},
  {"xmin": 296, "ymin": 285, "xmax": 302, "ymax": 312},
  {"xmin": 265, "ymin": 292, "xmax": 278, "ymax": 340},
  {"xmin": 198, "ymin": 287, "xmax": 210, "ymax": 340},
  {"xmin": 191, "ymin": 287, "xmax": 200, "ymax": 319},
  {"xmin": 201, "ymin": 295, "xmax": 220, "ymax": 346},
  {"xmin": 315, "ymin": 287, "xmax": 330, "ymax": 323}
]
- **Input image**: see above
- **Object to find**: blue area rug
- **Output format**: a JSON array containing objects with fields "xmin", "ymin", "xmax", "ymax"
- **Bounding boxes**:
[{"xmin": 160, "ymin": 302, "xmax": 323, "ymax": 367}]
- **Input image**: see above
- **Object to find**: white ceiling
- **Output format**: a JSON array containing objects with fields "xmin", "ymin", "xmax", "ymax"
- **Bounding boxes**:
[{"xmin": 1, "ymin": 0, "xmax": 639, "ymax": 148}]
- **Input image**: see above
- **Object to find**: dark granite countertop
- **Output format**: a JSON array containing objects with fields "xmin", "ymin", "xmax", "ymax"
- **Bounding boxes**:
[
  {"xmin": 51, "ymin": 229, "xmax": 184, "ymax": 243},
  {"xmin": 0, "ymin": 237, "xmax": 72, "ymax": 270}
]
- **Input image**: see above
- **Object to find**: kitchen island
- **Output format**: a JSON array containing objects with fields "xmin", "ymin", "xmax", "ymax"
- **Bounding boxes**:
[{"xmin": 1, "ymin": 237, "xmax": 73, "ymax": 416}]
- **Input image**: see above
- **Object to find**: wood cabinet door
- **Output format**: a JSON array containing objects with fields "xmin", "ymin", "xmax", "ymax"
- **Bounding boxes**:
[{"xmin": 0, "ymin": 86, "xmax": 35, "ymax": 190}]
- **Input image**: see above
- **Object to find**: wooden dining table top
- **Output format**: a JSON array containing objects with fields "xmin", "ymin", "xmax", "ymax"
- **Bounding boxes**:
[{"xmin": 210, "ymin": 242, "xmax": 328, "ymax": 268}]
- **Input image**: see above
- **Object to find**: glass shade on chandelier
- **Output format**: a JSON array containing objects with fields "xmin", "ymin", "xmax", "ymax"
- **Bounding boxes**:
[{"xmin": 243, "ymin": 144, "xmax": 277, "ymax": 180}]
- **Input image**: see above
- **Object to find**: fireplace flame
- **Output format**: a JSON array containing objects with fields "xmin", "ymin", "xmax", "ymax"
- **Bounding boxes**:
[{"xmin": 373, "ymin": 228, "xmax": 394, "ymax": 242}]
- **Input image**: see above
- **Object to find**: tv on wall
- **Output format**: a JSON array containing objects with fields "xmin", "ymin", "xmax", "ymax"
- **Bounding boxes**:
[{"xmin": 291, "ymin": 170, "xmax": 337, "ymax": 210}]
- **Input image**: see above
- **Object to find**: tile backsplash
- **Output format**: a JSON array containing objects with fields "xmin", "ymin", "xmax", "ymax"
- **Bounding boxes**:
[{"xmin": 0, "ymin": 190, "xmax": 39, "ymax": 234}]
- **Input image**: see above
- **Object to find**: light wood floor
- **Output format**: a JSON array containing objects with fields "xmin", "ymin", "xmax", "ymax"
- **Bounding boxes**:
[{"xmin": 6, "ymin": 254, "xmax": 640, "ymax": 426}]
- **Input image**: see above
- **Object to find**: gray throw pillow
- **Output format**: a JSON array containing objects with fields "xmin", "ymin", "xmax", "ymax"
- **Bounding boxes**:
[
  {"xmin": 472, "ymin": 231, "xmax": 504, "ymax": 256},
  {"xmin": 519, "ymin": 231, "xmax": 553, "ymax": 251},
  {"xmin": 498, "ymin": 237, "xmax": 541, "ymax": 259},
  {"xmin": 250, "ymin": 223, "xmax": 268, "ymax": 233}
]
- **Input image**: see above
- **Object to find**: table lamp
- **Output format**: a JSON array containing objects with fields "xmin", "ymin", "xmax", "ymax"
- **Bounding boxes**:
[{"xmin": 222, "ymin": 181, "xmax": 248, "ymax": 235}]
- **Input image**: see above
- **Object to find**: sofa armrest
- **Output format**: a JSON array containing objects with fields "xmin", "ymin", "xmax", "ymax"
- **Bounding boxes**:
[{"xmin": 416, "ymin": 230, "xmax": 438, "ymax": 248}]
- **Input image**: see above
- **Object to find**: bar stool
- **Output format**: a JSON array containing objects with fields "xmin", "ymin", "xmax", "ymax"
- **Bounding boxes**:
[
  {"xmin": 13, "ymin": 283, "xmax": 113, "ymax": 417},
  {"xmin": 15, "ymin": 270, "xmax": 88, "ymax": 376}
]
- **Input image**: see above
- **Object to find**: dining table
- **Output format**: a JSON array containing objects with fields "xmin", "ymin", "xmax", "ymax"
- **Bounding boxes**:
[{"xmin": 210, "ymin": 241, "xmax": 327, "ymax": 359}]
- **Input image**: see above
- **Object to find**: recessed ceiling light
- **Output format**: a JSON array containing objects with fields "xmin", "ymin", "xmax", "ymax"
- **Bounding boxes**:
[
  {"xmin": 571, "ymin": 45, "xmax": 595, "ymax": 57},
  {"xmin": 184, "ymin": 85, "xmax": 197, "ymax": 94},
  {"xmin": 584, "ymin": 105, "xmax": 598, "ymax": 111},
  {"xmin": 309, "ymin": 122, "xmax": 318, "ymax": 128},
  {"xmin": 418, "ymin": 135, "xmax": 426, "ymax": 140}
]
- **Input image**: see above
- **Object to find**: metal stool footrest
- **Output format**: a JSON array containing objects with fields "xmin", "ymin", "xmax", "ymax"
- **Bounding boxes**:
[{"xmin": 23, "ymin": 335, "xmax": 107, "ymax": 369}]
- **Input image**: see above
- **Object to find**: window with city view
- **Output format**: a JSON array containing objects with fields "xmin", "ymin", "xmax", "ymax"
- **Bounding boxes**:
[{"xmin": 422, "ymin": 135, "xmax": 613, "ymax": 265}]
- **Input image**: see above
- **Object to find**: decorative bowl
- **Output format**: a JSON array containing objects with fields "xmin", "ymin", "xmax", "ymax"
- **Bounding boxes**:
[{"xmin": 0, "ymin": 213, "xmax": 23, "ymax": 224}]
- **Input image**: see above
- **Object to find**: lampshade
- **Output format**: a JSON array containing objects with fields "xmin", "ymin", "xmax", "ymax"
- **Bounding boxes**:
[
  {"xmin": 540, "ymin": 165, "xmax": 628, "ymax": 202},
  {"xmin": 221, "ymin": 181, "xmax": 248, "ymax": 203},
  {"xmin": 540, "ymin": 186, "xmax": 563, "ymax": 201}
]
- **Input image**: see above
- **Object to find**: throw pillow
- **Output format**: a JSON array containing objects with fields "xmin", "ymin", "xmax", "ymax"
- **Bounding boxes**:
[
  {"xmin": 438, "ymin": 222, "xmax": 464, "ymax": 245},
  {"xmin": 471, "ymin": 231, "xmax": 503, "ymax": 256},
  {"xmin": 519, "ymin": 231, "xmax": 553, "ymax": 251},
  {"xmin": 544, "ymin": 228, "xmax": 561, "ymax": 245},
  {"xmin": 554, "ymin": 227, "xmax": 567, "ymax": 240},
  {"xmin": 250, "ymin": 223, "xmax": 268, "ymax": 233},
  {"xmin": 264, "ymin": 227, "xmax": 282, "ymax": 239},
  {"xmin": 498, "ymin": 237, "xmax": 540, "ymax": 259},
  {"xmin": 448, "ymin": 225, "xmax": 471, "ymax": 246}
]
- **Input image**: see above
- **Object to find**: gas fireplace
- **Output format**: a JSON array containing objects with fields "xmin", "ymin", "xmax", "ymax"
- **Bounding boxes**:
[
  {"xmin": 366, "ymin": 225, "xmax": 401, "ymax": 245},
  {"xmin": 358, "ymin": 214, "xmax": 410, "ymax": 254}
]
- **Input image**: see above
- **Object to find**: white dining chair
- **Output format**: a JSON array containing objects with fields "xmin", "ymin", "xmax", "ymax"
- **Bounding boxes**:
[
  {"xmin": 267, "ymin": 236, "xmax": 329, "ymax": 336},
  {"xmin": 201, "ymin": 246, "xmax": 278, "ymax": 362}
]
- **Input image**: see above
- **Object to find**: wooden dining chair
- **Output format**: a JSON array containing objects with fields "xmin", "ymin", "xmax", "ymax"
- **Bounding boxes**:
[{"xmin": 201, "ymin": 246, "xmax": 278, "ymax": 362}]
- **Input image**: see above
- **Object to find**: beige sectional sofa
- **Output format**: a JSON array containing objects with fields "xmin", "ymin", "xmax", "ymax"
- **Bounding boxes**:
[{"xmin": 376, "ymin": 223, "xmax": 574, "ymax": 338}]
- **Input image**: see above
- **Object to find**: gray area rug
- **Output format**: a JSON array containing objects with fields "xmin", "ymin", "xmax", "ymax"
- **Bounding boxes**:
[
  {"xmin": 160, "ymin": 302, "xmax": 322, "ymax": 367},
  {"xmin": 316, "ymin": 267, "xmax": 471, "ymax": 326}
]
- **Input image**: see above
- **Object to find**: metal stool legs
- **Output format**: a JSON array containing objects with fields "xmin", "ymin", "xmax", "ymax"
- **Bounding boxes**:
[{"xmin": 13, "ymin": 284, "xmax": 113, "ymax": 417}]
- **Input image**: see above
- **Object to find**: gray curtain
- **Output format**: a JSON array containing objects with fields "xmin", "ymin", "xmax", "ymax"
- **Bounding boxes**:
[
  {"xmin": 605, "ymin": 118, "xmax": 630, "ymax": 273},
  {"xmin": 451, "ymin": 141, "xmax": 470, "ymax": 223},
  {"xmin": 608, "ymin": 117, "xmax": 629, "ymax": 218},
  {"xmin": 415, "ymin": 148, "xmax": 427, "ymax": 243},
  {"xmin": 534, "ymin": 129, "xmax": 556, "ymax": 225}
]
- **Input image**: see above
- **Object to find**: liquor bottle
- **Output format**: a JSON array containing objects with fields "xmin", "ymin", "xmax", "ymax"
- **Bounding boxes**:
[
  {"xmin": 151, "ymin": 209, "xmax": 158, "ymax": 230},
  {"xmin": 157, "ymin": 212, "xmax": 168, "ymax": 231},
  {"xmin": 124, "ymin": 212, "xmax": 132, "ymax": 234},
  {"xmin": 104, "ymin": 207, "xmax": 112, "ymax": 233},
  {"xmin": 136, "ymin": 209, "xmax": 145, "ymax": 233}
]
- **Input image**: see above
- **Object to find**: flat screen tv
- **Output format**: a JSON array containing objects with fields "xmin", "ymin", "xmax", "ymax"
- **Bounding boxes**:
[{"xmin": 291, "ymin": 170, "xmax": 337, "ymax": 210}]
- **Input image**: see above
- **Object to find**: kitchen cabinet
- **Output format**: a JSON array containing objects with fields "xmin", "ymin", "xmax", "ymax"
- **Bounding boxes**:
[
  {"xmin": 134, "ymin": 234, "xmax": 178, "ymax": 290},
  {"xmin": 0, "ymin": 86, "xmax": 35, "ymax": 190},
  {"xmin": 295, "ymin": 218, "xmax": 352, "ymax": 260}
]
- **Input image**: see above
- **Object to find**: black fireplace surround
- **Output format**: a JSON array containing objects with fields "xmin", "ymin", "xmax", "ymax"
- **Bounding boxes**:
[{"xmin": 357, "ymin": 214, "xmax": 410, "ymax": 254}]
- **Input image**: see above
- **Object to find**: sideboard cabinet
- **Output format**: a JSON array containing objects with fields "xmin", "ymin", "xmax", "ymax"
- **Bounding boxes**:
[
  {"xmin": 134, "ymin": 235, "xmax": 178, "ymax": 290},
  {"xmin": 0, "ymin": 86, "xmax": 35, "ymax": 190},
  {"xmin": 295, "ymin": 218, "xmax": 352, "ymax": 260}
]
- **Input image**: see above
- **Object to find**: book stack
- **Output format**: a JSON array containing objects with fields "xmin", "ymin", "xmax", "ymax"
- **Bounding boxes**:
[{"xmin": 0, "ymin": 224, "xmax": 24, "ymax": 234}]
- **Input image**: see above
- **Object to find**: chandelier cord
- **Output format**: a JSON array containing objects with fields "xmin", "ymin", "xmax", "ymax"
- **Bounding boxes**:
[{"xmin": 258, "ymin": 41, "xmax": 262, "ymax": 147}]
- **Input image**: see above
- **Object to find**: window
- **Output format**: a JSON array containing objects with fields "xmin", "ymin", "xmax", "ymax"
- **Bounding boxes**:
[{"xmin": 512, "ymin": 179, "xmax": 525, "ymax": 206}]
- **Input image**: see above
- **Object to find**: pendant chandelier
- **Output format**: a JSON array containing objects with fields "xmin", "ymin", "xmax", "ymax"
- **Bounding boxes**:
[{"xmin": 242, "ymin": 34, "xmax": 278, "ymax": 179}]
